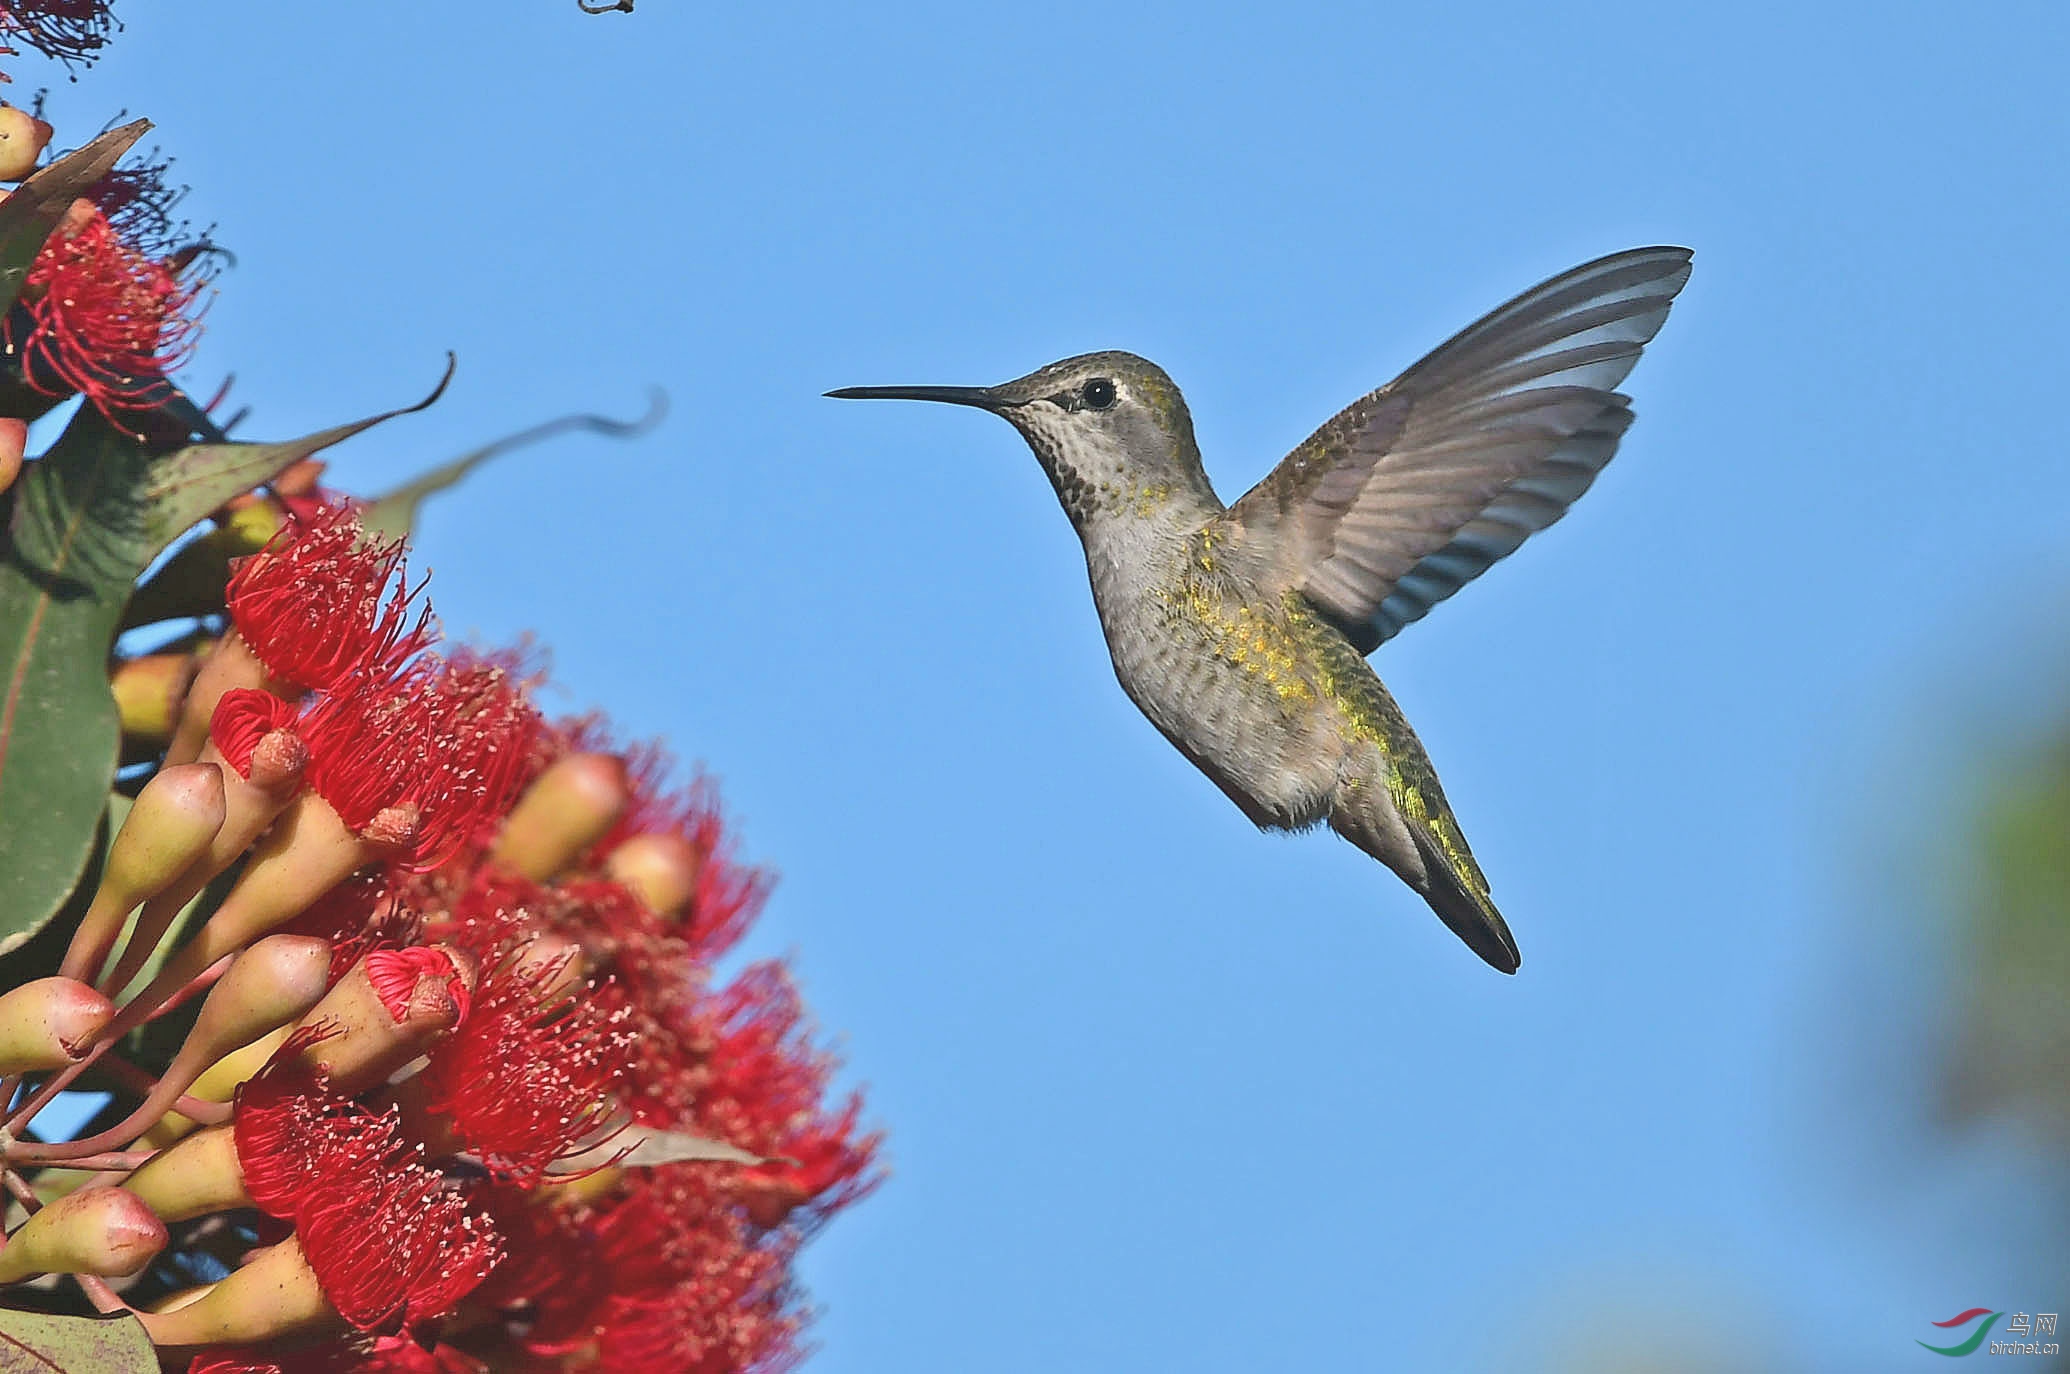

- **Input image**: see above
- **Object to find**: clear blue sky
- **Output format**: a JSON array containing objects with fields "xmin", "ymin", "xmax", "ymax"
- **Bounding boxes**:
[{"xmin": 49, "ymin": 4, "xmax": 2070, "ymax": 1369}]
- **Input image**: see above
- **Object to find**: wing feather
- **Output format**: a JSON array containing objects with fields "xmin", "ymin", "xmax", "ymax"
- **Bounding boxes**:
[{"xmin": 1222, "ymin": 247, "xmax": 1691, "ymax": 653}]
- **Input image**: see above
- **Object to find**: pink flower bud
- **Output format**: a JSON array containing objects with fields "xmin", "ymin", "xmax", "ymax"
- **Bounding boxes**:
[
  {"xmin": 0, "ymin": 106, "xmax": 53, "ymax": 182},
  {"xmin": 118, "ymin": 793, "xmax": 370, "ymax": 1028},
  {"xmin": 99, "ymin": 709, "xmax": 309, "ymax": 998},
  {"xmin": 164, "ymin": 935, "xmax": 333, "ymax": 1088},
  {"xmin": 0, "ymin": 417, "xmax": 25, "ymax": 497}
]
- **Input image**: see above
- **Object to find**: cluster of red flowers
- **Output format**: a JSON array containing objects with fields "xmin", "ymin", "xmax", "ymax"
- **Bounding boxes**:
[
  {"xmin": 135, "ymin": 503, "xmax": 880, "ymax": 1372},
  {"xmin": 2, "ymin": 491, "xmax": 877, "ymax": 1372},
  {"xmin": 0, "ymin": 14, "xmax": 876, "ymax": 1369}
]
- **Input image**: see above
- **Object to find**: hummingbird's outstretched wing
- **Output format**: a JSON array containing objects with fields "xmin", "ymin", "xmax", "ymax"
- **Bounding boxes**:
[{"xmin": 1222, "ymin": 247, "xmax": 1692, "ymax": 653}]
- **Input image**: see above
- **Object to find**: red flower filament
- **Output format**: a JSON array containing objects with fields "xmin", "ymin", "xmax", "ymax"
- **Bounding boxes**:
[
  {"xmin": 6, "ymin": 202, "xmax": 199, "ymax": 414},
  {"xmin": 233, "ymin": 1039, "xmax": 503, "ymax": 1331},
  {"xmin": 416, "ymin": 944, "xmax": 632, "ymax": 1183},
  {"xmin": 227, "ymin": 502, "xmax": 432, "ymax": 693}
]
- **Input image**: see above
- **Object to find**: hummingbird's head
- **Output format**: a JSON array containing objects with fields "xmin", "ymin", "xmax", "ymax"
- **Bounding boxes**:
[{"xmin": 829, "ymin": 351, "xmax": 1213, "ymax": 527}]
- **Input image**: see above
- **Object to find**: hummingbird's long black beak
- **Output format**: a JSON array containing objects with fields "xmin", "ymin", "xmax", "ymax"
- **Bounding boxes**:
[{"xmin": 824, "ymin": 385, "xmax": 1008, "ymax": 410}]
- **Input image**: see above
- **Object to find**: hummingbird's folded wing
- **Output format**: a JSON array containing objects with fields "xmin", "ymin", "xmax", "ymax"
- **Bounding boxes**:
[{"xmin": 1222, "ymin": 246, "xmax": 1692, "ymax": 654}]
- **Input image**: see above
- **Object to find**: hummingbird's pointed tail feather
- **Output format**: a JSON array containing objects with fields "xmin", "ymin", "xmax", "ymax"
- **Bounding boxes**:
[
  {"xmin": 1406, "ymin": 824, "xmax": 1521, "ymax": 974},
  {"xmin": 1328, "ymin": 769, "xmax": 1522, "ymax": 973}
]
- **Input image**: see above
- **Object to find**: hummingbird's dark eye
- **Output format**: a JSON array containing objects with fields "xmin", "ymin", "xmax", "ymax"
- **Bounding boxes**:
[{"xmin": 1081, "ymin": 377, "xmax": 1118, "ymax": 411}]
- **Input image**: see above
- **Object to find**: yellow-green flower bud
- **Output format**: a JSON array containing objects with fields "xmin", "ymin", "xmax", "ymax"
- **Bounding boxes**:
[
  {"xmin": 0, "ymin": 1187, "xmax": 167, "ymax": 1285},
  {"xmin": 0, "ymin": 977, "xmax": 113, "ymax": 1074},
  {"xmin": 490, "ymin": 752, "xmax": 629, "ymax": 881},
  {"xmin": 134, "ymin": 1236, "xmax": 337, "ymax": 1348},
  {"xmin": 61, "ymin": 763, "xmax": 226, "ymax": 987},
  {"xmin": 121, "ymin": 1124, "xmax": 247, "ymax": 1223},
  {"xmin": 111, "ymin": 652, "xmax": 201, "ymax": 748},
  {"xmin": 603, "ymin": 832, "xmax": 702, "ymax": 919}
]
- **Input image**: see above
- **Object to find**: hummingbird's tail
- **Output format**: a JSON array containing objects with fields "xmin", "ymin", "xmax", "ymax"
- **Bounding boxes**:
[
  {"xmin": 1330, "ymin": 785, "xmax": 1522, "ymax": 974},
  {"xmin": 1404, "ymin": 825, "xmax": 1522, "ymax": 975}
]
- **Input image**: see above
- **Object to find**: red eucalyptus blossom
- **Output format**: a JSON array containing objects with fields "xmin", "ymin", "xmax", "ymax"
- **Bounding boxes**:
[
  {"xmin": 297, "ymin": 653, "xmax": 539, "ymax": 870},
  {"xmin": 526, "ymin": 1168, "xmax": 806, "ymax": 1374},
  {"xmin": 417, "ymin": 652, "xmax": 550, "ymax": 856},
  {"xmin": 227, "ymin": 502, "xmax": 431, "ymax": 693},
  {"xmin": 5, "ymin": 198, "xmax": 199, "ymax": 415},
  {"xmin": 234, "ymin": 1030, "xmax": 502, "ymax": 1331},
  {"xmin": 414, "ymin": 939, "xmax": 633, "ymax": 1182}
]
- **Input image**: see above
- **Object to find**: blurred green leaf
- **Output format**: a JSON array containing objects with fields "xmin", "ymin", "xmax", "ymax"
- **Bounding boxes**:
[
  {"xmin": 0, "ymin": 1308, "xmax": 154, "ymax": 1373},
  {"xmin": 0, "ymin": 373, "xmax": 452, "ymax": 955},
  {"xmin": 1944, "ymin": 727, "xmax": 2070, "ymax": 1144},
  {"xmin": 360, "ymin": 389, "xmax": 664, "ymax": 540}
]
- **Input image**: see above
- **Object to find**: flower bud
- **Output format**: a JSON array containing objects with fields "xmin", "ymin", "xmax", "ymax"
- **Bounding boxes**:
[
  {"xmin": 149, "ymin": 1286, "xmax": 212, "ymax": 1314},
  {"xmin": 111, "ymin": 651, "xmax": 201, "ymax": 747},
  {"xmin": 0, "ymin": 1187, "xmax": 167, "ymax": 1285},
  {"xmin": 142, "ymin": 1024, "xmax": 292, "ymax": 1145},
  {"xmin": 0, "ymin": 106, "xmax": 53, "ymax": 182},
  {"xmin": 214, "ymin": 498, "xmax": 287, "ymax": 556},
  {"xmin": 12, "ymin": 938, "xmax": 332, "ymax": 1167},
  {"xmin": 165, "ymin": 632, "xmax": 275, "ymax": 767},
  {"xmin": 603, "ymin": 833, "xmax": 702, "ymax": 920},
  {"xmin": 491, "ymin": 752, "xmax": 629, "ymax": 881},
  {"xmin": 101, "ymin": 725, "xmax": 307, "ymax": 998},
  {"xmin": 0, "ymin": 417, "xmax": 25, "ymax": 496},
  {"xmin": 117, "ymin": 792, "xmax": 366, "ymax": 1029},
  {"xmin": 511, "ymin": 931, "xmax": 589, "ymax": 1006},
  {"xmin": 195, "ymin": 790, "xmax": 373, "ymax": 945},
  {"xmin": 0, "ymin": 977, "xmax": 113, "ymax": 1073},
  {"xmin": 121, "ymin": 1124, "xmax": 247, "ymax": 1223},
  {"xmin": 286, "ymin": 945, "xmax": 475, "ymax": 1096},
  {"xmin": 61, "ymin": 762, "xmax": 225, "ymax": 986},
  {"xmin": 162, "ymin": 936, "xmax": 333, "ymax": 1093},
  {"xmin": 135, "ymin": 1237, "xmax": 338, "ymax": 1348}
]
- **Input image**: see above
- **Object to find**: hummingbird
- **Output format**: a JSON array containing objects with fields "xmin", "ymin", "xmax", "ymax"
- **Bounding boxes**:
[{"xmin": 829, "ymin": 246, "xmax": 1692, "ymax": 973}]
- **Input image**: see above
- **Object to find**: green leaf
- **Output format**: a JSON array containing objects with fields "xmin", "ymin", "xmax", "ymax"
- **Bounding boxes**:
[
  {"xmin": 137, "ymin": 358, "xmax": 452, "ymax": 542},
  {"xmin": 360, "ymin": 389, "xmax": 664, "ymax": 540},
  {"xmin": 0, "ymin": 1308, "xmax": 155, "ymax": 1373},
  {"xmin": 0, "ymin": 367, "xmax": 453, "ymax": 956},
  {"xmin": 0, "ymin": 120, "xmax": 152, "ymax": 320}
]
